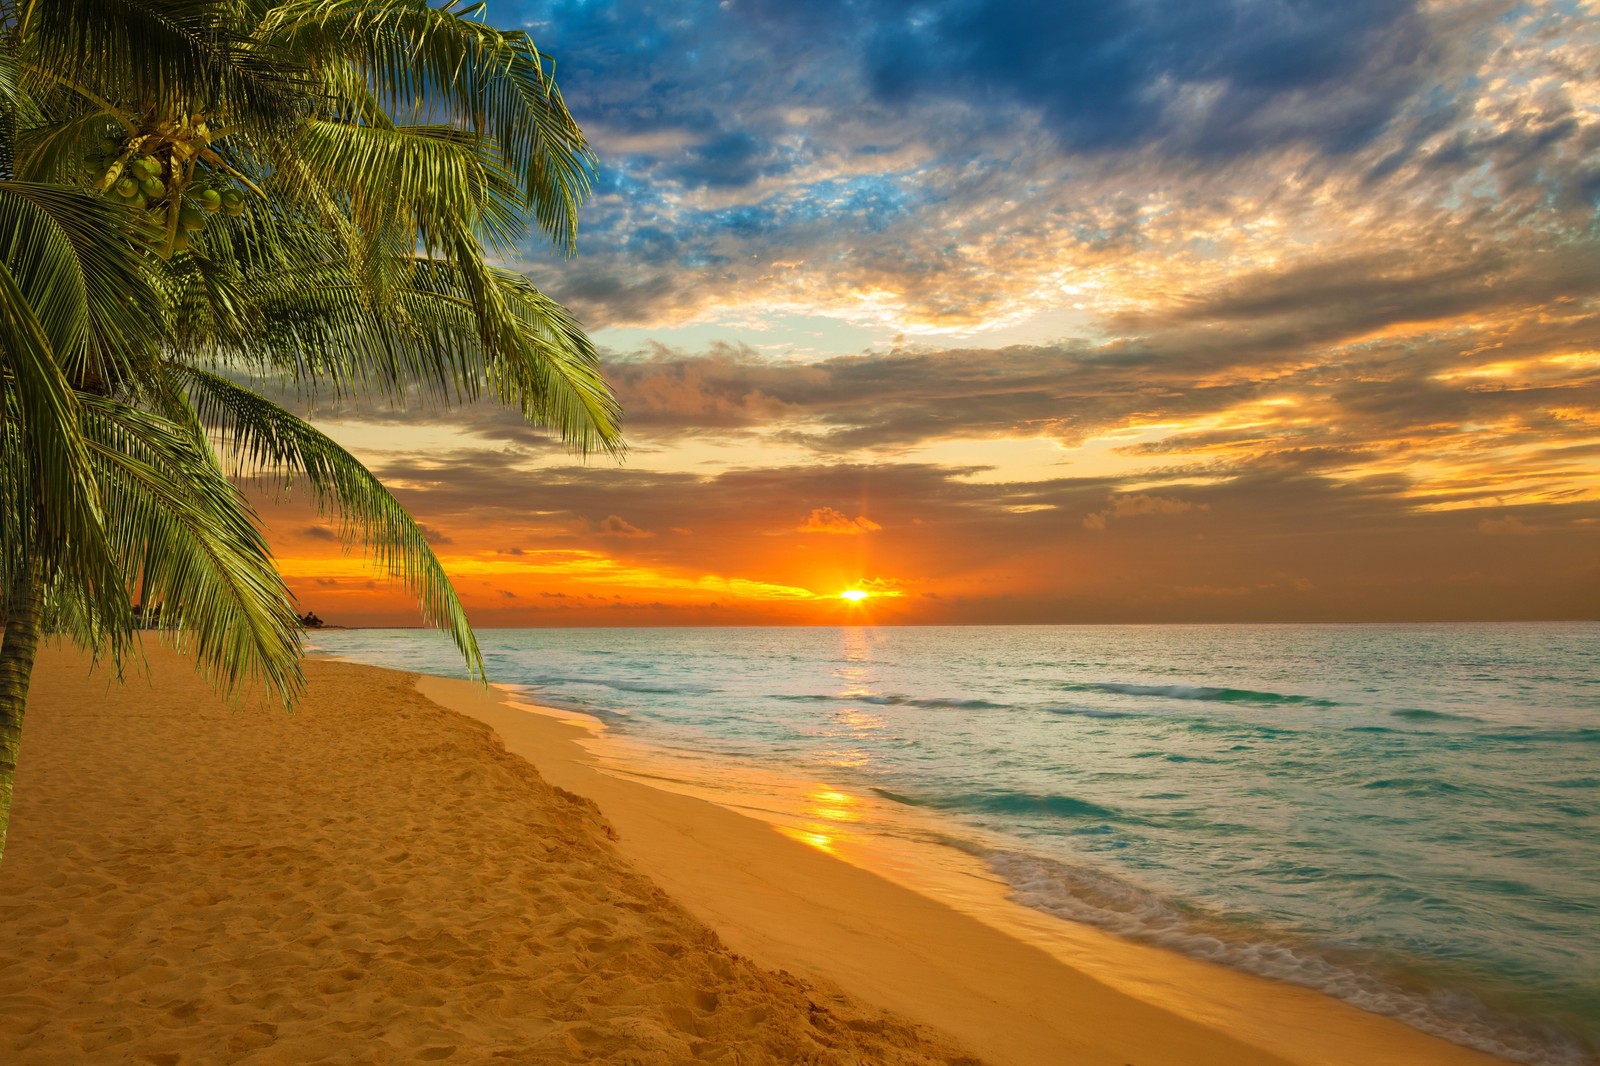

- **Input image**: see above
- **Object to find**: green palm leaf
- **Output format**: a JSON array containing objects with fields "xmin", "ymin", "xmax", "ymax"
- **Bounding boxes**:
[
  {"xmin": 78, "ymin": 393, "xmax": 304, "ymax": 703},
  {"xmin": 292, "ymin": 119, "xmax": 525, "ymax": 251},
  {"xmin": 177, "ymin": 366, "xmax": 485, "ymax": 677},
  {"xmin": 25, "ymin": 0, "xmax": 301, "ymax": 129},
  {"xmin": 244, "ymin": 256, "xmax": 621, "ymax": 453},
  {"xmin": 261, "ymin": 0, "xmax": 595, "ymax": 250},
  {"xmin": 0, "ymin": 182, "xmax": 165, "ymax": 637}
]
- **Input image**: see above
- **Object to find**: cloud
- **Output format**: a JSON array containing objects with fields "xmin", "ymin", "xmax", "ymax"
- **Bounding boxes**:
[
  {"xmin": 259, "ymin": 1, "xmax": 1600, "ymax": 625},
  {"xmin": 597, "ymin": 514, "xmax": 654, "ymax": 538},
  {"xmin": 266, "ymin": 448, "xmax": 1600, "ymax": 624},
  {"xmin": 1084, "ymin": 493, "xmax": 1209, "ymax": 531},
  {"xmin": 1479, "ymin": 515, "xmax": 1538, "ymax": 536},
  {"xmin": 502, "ymin": 0, "xmax": 1597, "ymax": 345},
  {"xmin": 1175, "ymin": 584, "xmax": 1254, "ymax": 599},
  {"xmin": 418, "ymin": 523, "xmax": 454, "ymax": 545},
  {"xmin": 859, "ymin": 0, "xmax": 1435, "ymax": 156},
  {"xmin": 301, "ymin": 525, "xmax": 339, "ymax": 542},
  {"xmin": 1113, "ymin": 495, "xmax": 1201, "ymax": 518},
  {"xmin": 798, "ymin": 507, "xmax": 883, "ymax": 535}
]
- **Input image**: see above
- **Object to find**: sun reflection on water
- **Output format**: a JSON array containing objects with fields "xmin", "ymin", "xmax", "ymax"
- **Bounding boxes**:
[
  {"xmin": 817, "ymin": 748, "xmax": 871, "ymax": 768},
  {"xmin": 808, "ymin": 786, "xmax": 862, "ymax": 824},
  {"xmin": 824, "ymin": 707, "xmax": 886, "ymax": 740},
  {"xmin": 779, "ymin": 827, "xmax": 838, "ymax": 853}
]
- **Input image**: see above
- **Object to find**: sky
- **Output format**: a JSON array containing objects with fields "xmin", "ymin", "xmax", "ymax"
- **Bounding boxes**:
[{"xmin": 267, "ymin": 0, "xmax": 1600, "ymax": 627}]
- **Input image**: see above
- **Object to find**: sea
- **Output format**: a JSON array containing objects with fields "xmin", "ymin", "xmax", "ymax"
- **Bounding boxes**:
[{"xmin": 310, "ymin": 622, "xmax": 1599, "ymax": 1065}]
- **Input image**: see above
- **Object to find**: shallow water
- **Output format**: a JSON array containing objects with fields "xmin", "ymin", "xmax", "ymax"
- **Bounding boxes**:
[{"xmin": 313, "ymin": 622, "xmax": 1600, "ymax": 1064}]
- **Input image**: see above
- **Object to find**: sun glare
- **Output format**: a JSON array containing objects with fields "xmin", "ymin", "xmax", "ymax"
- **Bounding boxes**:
[{"xmin": 840, "ymin": 589, "xmax": 869, "ymax": 602}]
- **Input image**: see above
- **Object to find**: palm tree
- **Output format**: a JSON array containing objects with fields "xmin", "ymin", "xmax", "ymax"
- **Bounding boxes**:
[{"xmin": 0, "ymin": 0, "xmax": 623, "ymax": 864}]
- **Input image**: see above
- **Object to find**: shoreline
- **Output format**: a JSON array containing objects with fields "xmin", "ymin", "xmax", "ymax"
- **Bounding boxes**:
[{"xmin": 418, "ymin": 672, "xmax": 1515, "ymax": 1066}]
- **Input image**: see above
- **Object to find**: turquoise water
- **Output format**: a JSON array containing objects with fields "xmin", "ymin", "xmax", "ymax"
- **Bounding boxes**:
[{"xmin": 313, "ymin": 623, "xmax": 1600, "ymax": 1064}]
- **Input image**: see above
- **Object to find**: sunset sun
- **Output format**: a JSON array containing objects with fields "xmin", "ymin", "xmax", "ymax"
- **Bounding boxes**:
[{"xmin": 840, "ymin": 589, "xmax": 869, "ymax": 602}]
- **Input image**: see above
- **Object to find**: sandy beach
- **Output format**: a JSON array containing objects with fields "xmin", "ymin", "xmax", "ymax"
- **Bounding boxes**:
[{"xmin": 2, "ymin": 647, "xmax": 1516, "ymax": 1065}]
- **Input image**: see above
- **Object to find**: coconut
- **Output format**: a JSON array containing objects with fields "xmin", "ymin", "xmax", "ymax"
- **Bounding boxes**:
[
  {"xmin": 139, "ymin": 176, "xmax": 166, "ymax": 199},
  {"xmin": 197, "ymin": 188, "xmax": 223, "ymax": 213},
  {"xmin": 114, "ymin": 177, "xmax": 139, "ymax": 198},
  {"xmin": 178, "ymin": 206, "xmax": 207, "ymax": 232},
  {"xmin": 171, "ymin": 230, "xmax": 190, "ymax": 253},
  {"xmin": 130, "ymin": 156, "xmax": 159, "ymax": 180}
]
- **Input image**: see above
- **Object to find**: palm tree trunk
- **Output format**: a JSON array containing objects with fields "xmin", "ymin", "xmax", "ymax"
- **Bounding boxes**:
[{"xmin": 0, "ymin": 555, "xmax": 44, "ymax": 868}]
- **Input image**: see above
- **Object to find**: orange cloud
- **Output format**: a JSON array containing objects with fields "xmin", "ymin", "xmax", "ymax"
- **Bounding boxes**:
[{"xmin": 798, "ymin": 506, "xmax": 883, "ymax": 535}]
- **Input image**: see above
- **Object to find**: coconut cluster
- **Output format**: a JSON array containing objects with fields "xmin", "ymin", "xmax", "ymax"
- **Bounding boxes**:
[{"xmin": 106, "ymin": 153, "xmax": 246, "ymax": 254}]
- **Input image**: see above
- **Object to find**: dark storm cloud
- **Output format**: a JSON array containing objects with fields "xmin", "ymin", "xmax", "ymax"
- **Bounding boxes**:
[
  {"xmin": 855, "ymin": 0, "xmax": 1437, "ymax": 156},
  {"xmin": 518, "ymin": 0, "xmax": 1445, "ymax": 158}
]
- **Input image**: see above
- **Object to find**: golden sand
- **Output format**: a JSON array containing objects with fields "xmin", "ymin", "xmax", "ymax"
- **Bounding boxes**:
[
  {"xmin": 2, "ymin": 649, "xmax": 976, "ymax": 1064},
  {"xmin": 2, "ymin": 648, "xmax": 1514, "ymax": 1064}
]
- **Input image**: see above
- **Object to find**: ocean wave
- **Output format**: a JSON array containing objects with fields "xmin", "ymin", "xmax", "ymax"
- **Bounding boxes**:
[
  {"xmin": 984, "ymin": 849, "xmax": 1593, "ymax": 1066},
  {"xmin": 1391, "ymin": 708, "xmax": 1483, "ymax": 722},
  {"xmin": 1361, "ymin": 777, "xmax": 1469, "ymax": 797},
  {"xmin": 1065, "ymin": 682, "xmax": 1340, "ymax": 707},
  {"xmin": 1044, "ymin": 705, "xmax": 1140, "ymax": 719},
  {"xmin": 1184, "ymin": 720, "xmax": 1300, "ymax": 737},
  {"xmin": 1479, "ymin": 728, "xmax": 1600, "ymax": 746},
  {"xmin": 871, "ymin": 786, "xmax": 1124, "ymax": 821},
  {"xmin": 778, "ymin": 693, "xmax": 1008, "ymax": 710},
  {"xmin": 528, "ymin": 675, "xmax": 716, "ymax": 696},
  {"xmin": 506, "ymin": 688, "xmax": 622, "ymax": 718}
]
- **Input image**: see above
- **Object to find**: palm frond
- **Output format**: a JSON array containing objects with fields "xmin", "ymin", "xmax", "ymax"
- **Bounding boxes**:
[
  {"xmin": 0, "ymin": 263, "xmax": 122, "ymax": 627},
  {"xmin": 24, "ymin": 0, "xmax": 302, "ymax": 127},
  {"xmin": 176, "ymin": 366, "xmax": 484, "ymax": 677},
  {"xmin": 482, "ymin": 265, "xmax": 622, "ymax": 456},
  {"xmin": 14, "ymin": 108, "xmax": 126, "ymax": 185},
  {"xmin": 0, "ymin": 181, "xmax": 165, "ymax": 386},
  {"xmin": 292, "ymin": 119, "xmax": 525, "ymax": 251},
  {"xmin": 262, "ymin": 0, "xmax": 595, "ymax": 251},
  {"xmin": 78, "ymin": 392, "xmax": 304, "ymax": 704},
  {"xmin": 214, "ymin": 253, "xmax": 622, "ymax": 455},
  {"xmin": 0, "ymin": 184, "xmax": 146, "ymax": 632}
]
